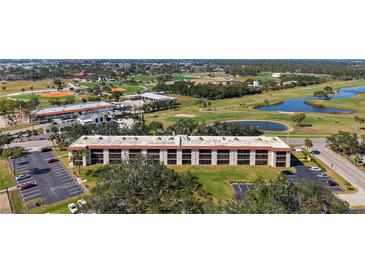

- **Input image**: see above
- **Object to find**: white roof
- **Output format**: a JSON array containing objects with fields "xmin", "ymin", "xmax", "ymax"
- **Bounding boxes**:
[
  {"xmin": 68, "ymin": 135, "xmax": 290, "ymax": 150},
  {"xmin": 31, "ymin": 102, "xmax": 113, "ymax": 116},
  {"xmin": 140, "ymin": 92, "xmax": 176, "ymax": 101}
]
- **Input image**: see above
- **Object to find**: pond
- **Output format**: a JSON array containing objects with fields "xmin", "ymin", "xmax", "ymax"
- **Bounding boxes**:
[
  {"xmin": 228, "ymin": 120, "xmax": 289, "ymax": 131},
  {"xmin": 256, "ymin": 86, "xmax": 365, "ymax": 113}
]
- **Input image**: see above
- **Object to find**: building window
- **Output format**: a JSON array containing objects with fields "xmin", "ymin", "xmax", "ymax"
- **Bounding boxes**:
[
  {"xmin": 199, "ymin": 150, "xmax": 212, "ymax": 165},
  {"xmin": 276, "ymin": 151, "xmax": 287, "ymax": 167},
  {"xmin": 167, "ymin": 149, "xmax": 177, "ymax": 165},
  {"xmin": 237, "ymin": 150, "xmax": 250, "ymax": 165},
  {"xmin": 182, "ymin": 149, "xmax": 191, "ymax": 165},
  {"xmin": 109, "ymin": 149, "xmax": 122, "ymax": 164},
  {"xmin": 217, "ymin": 150, "xmax": 230, "ymax": 165},
  {"xmin": 90, "ymin": 149, "xmax": 104, "ymax": 164},
  {"xmin": 128, "ymin": 149, "xmax": 142, "ymax": 160},
  {"xmin": 147, "ymin": 149, "xmax": 160, "ymax": 163},
  {"xmin": 255, "ymin": 150, "xmax": 268, "ymax": 165}
]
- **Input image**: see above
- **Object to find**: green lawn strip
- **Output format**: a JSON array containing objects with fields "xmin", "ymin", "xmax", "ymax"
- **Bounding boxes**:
[
  {"xmin": 28, "ymin": 196, "xmax": 86, "ymax": 214},
  {"xmin": 129, "ymin": 75, "xmax": 155, "ymax": 82},
  {"xmin": 8, "ymin": 189, "xmax": 25, "ymax": 213},
  {"xmin": 0, "ymin": 158, "xmax": 16, "ymax": 190},
  {"xmin": 171, "ymin": 165, "xmax": 292, "ymax": 200}
]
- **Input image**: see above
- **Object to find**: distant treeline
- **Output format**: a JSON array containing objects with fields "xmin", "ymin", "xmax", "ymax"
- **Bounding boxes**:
[
  {"xmin": 154, "ymin": 81, "xmax": 261, "ymax": 100},
  {"xmin": 225, "ymin": 62, "xmax": 365, "ymax": 79}
]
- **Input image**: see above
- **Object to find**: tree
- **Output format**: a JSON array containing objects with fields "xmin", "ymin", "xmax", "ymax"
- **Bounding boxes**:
[
  {"xmin": 304, "ymin": 138, "xmax": 313, "ymax": 151},
  {"xmin": 327, "ymin": 131, "xmax": 360, "ymax": 156},
  {"xmin": 86, "ymin": 157, "xmax": 209, "ymax": 213},
  {"xmin": 215, "ymin": 176, "xmax": 349, "ymax": 214},
  {"xmin": 167, "ymin": 118, "xmax": 200, "ymax": 135},
  {"xmin": 324, "ymin": 86, "xmax": 333, "ymax": 93},
  {"xmin": 71, "ymin": 149, "xmax": 86, "ymax": 175},
  {"xmin": 48, "ymin": 132, "xmax": 59, "ymax": 147},
  {"xmin": 2, "ymin": 147, "xmax": 25, "ymax": 174},
  {"xmin": 0, "ymin": 135, "xmax": 11, "ymax": 151},
  {"xmin": 292, "ymin": 113, "xmax": 306, "ymax": 126}
]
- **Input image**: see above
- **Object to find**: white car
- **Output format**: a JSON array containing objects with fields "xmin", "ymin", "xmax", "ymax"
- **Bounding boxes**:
[
  {"xmin": 317, "ymin": 172, "xmax": 329, "ymax": 178},
  {"xmin": 68, "ymin": 203, "xmax": 78, "ymax": 214},
  {"xmin": 15, "ymin": 174, "xmax": 32, "ymax": 182},
  {"xmin": 309, "ymin": 167, "xmax": 321, "ymax": 172},
  {"xmin": 77, "ymin": 199, "xmax": 86, "ymax": 207}
]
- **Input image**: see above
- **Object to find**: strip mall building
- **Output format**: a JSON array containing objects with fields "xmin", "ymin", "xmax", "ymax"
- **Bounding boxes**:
[{"xmin": 68, "ymin": 135, "xmax": 291, "ymax": 167}]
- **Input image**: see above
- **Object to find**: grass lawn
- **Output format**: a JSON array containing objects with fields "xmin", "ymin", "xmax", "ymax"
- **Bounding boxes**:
[
  {"xmin": 9, "ymin": 189, "xmax": 25, "ymax": 213},
  {"xmin": 172, "ymin": 165, "xmax": 292, "ymax": 200},
  {"xmin": 172, "ymin": 74, "xmax": 200, "ymax": 81},
  {"xmin": 129, "ymin": 75, "xmax": 155, "ymax": 82},
  {"xmin": 0, "ymin": 158, "xmax": 15, "ymax": 190},
  {"xmin": 0, "ymin": 79, "xmax": 69, "ymax": 95},
  {"xmin": 145, "ymin": 79, "xmax": 365, "ymax": 135},
  {"xmin": 9, "ymin": 94, "xmax": 80, "ymax": 107}
]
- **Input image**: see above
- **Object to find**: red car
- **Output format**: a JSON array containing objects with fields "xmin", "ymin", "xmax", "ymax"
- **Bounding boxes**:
[
  {"xmin": 48, "ymin": 158, "xmax": 59, "ymax": 164},
  {"xmin": 18, "ymin": 181, "xmax": 37, "ymax": 191}
]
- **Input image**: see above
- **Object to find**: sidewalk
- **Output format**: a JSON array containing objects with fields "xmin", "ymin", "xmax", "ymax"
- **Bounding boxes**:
[{"xmin": 0, "ymin": 191, "xmax": 12, "ymax": 214}]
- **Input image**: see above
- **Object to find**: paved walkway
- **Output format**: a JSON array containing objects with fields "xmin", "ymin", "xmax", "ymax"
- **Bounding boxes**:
[{"xmin": 0, "ymin": 191, "xmax": 12, "ymax": 214}]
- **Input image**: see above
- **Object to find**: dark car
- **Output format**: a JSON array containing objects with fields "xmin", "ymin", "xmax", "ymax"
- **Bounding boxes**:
[
  {"xmin": 281, "ymin": 170, "xmax": 294, "ymax": 176},
  {"xmin": 41, "ymin": 147, "xmax": 52, "ymax": 153},
  {"xmin": 311, "ymin": 150, "xmax": 320, "ymax": 155},
  {"xmin": 18, "ymin": 181, "xmax": 37, "ymax": 191},
  {"xmin": 325, "ymin": 180, "xmax": 337, "ymax": 187},
  {"xmin": 48, "ymin": 158, "xmax": 59, "ymax": 164}
]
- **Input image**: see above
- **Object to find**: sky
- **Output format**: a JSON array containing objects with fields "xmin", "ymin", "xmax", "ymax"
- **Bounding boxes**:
[{"xmin": 1, "ymin": 0, "xmax": 364, "ymax": 59}]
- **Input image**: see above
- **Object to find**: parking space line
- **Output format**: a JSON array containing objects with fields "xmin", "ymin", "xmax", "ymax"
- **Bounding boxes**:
[
  {"xmin": 66, "ymin": 186, "xmax": 82, "ymax": 192},
  {"xmin": 23, "ymin": 193, "xmax": 43, "ymax": 201},
  {"xmin": 21, "ymin": 188, "xmax": 40, "ymax": 195},
  {"xmin": 69, "ymin": 190, "xmax": 84, "ymax": 196}
]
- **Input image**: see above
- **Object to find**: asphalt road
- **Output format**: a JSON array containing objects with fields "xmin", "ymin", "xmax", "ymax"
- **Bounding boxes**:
[
  {"xmin": 10, "ymin": 150, "xmax": 84, "ymax": 205},
  {"xmin": 288, "ymin": 137, "xmax": 365, "ymax": 206}
]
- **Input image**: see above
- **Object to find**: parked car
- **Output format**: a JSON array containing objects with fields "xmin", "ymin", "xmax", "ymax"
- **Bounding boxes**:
[
  {"xmin": 15, "ymin": 174, "xmax": 32, "ymax": 182},
  {"xmin": 48, "ymin": 158, "xmax": 59, "ymax": 164},
  {"xmin": 41, "ymin": 147, "xmax": 52, "ymax": 153},
  {"xmin": 281, "ymin": 170, "xmax": 294, "ymax": 176},
  {"xmin": 18, "ymin": 181, "xmax": 37, "ymax": 190},
  {"xmin": 311, "ymin": 150, "xmax": 320, "ymax": 155},
  {"xmin": 68, "ymin": 203, "xmax": 78, "ymax": 214},
  {"xmin": 325, "ymin": 179, "xmax": 337, "ymax": 186},
  {"xmin": 78, "ymin": 199, "xmax": 87, "ymax": 207},
  {"xmin": 309, "ymin": 166, "xmax": 322, "ymax": 172},
  {"xmin": 317, "ymin": 172, "xmax": 329, "ymax": 178}
]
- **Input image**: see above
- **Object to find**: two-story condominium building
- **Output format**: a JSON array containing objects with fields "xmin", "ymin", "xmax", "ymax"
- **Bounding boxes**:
[{"xmin": 67, "ymin": 135, "xmax": 291, "ymax": 167}]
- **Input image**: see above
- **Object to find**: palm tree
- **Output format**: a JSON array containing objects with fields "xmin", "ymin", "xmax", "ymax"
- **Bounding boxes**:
[{"xmin": 71, "ymin": 150, "xmax": 87, "ymax": 175}]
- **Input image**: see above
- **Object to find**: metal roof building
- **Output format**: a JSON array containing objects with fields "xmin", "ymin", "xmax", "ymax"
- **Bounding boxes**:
[
  {"xmin": 31, "ymin": 102, "xmax": 114, "ymax": 119},
  {"xmin": 68, "ymin": 135, "xmax": 291, "ymax": 167}
]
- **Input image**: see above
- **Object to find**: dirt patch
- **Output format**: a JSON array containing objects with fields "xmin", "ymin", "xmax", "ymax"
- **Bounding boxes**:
[
  {"xmin": 40, "ymin": 91, "xmax": 73, "ymax": 98},
  {"xmin": 174, "ymin": 114, "xmax": 196, "ymax": 118},
  {"xmin": 111, "ymin": 87, "xmax": 127, "ymax": 92}
]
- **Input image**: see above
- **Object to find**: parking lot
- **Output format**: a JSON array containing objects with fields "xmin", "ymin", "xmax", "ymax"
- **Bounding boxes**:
[
  {"xmin": 232, "ymin": 183, "xmax": 256, "ymax": 200},
  {"xmin": 9, "ymin": 150, "xmax": 85, "ymax": 205},
  {"xmin": 232, "ymin": 165, "xmax": 342, "ymax": 200},
  {"xmin": 286, "ymin": 165, "xmax": 343, "ymax": 192}
]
